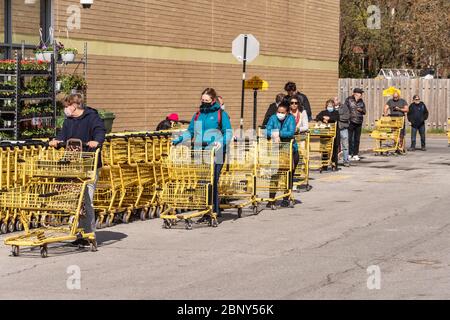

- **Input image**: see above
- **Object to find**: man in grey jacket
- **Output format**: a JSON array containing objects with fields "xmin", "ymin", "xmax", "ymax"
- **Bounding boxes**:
[
  {"xmin": 345, "ymin": 88, "xmax": 366, "ymax": 161},
  {"xmin": 334, "ymin": 97, "xmax": 350, "ymax": 167}
]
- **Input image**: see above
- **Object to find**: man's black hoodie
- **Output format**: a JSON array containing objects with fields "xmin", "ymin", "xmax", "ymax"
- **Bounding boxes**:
[{"xmin": 56, "ymin": 106, "xmax": 106, "ymax": 167}]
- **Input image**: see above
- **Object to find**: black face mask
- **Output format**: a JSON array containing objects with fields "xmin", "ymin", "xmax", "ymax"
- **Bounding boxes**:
[{"xmin": 201, "ymin": 102, "xmax": 213, "ymax": 109}]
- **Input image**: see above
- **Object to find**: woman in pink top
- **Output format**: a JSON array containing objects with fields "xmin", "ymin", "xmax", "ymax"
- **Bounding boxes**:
[{"xmin": 289, "ymin": 94, "xmax": 309, "ymax": 133}]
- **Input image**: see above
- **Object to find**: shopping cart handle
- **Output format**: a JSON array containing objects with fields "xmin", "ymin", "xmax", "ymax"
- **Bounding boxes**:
[{"xmin": 39, "ymin": 192, "xmax": 59, "ymax": 198}]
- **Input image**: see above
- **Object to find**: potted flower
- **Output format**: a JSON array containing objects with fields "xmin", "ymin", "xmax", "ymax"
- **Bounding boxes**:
[
  {"xmin": 60, "ymin": 74, "xmax": 87, "ymax": 95},
  {"xmin": 34, "ymin": 42, "xmax": 63, "ymax": 62},
  {"xmin": 60, "ymin": 48, "xmax": 78, "ymax": 62}
]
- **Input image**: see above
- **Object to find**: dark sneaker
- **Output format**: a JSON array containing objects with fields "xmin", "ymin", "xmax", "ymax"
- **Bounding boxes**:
[
  {"xmin": 280, "ymin": 200, "xmax": 290, "ymax": 208},
  {"xmin": 421, "ymin": 147, "xmax": 427, "ymax": 151},
  {"xmin": 407, "ymin": 147, "xmax": 416, "ymax": 152}
]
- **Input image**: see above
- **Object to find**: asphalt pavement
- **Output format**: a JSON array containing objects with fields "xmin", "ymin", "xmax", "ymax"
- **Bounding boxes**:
[{"xmin": 0, "ymin": 136, "xmax": 449, "ymax": 300}]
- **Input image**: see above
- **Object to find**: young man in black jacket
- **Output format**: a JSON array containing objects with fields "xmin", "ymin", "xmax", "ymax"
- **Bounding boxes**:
[
  {"xmin": 407, "ymin": 95, "xmax": 429, "ymax": 151},
  {"xmin": 50, "ymin": 94, "xmax": 106, "ymax": 245},
  {"xmin": 284, "ymin": 82, "xmax": 312, "ymax": 121},
  {"xmin": 345, "ymin": 88, "xmax": 366, "ymax": 161}
]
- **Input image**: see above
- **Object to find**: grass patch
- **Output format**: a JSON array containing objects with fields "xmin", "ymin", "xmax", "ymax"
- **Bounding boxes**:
[{"xmin": 427, "ymin": 128, "xmax": 446, "ymax": 134}]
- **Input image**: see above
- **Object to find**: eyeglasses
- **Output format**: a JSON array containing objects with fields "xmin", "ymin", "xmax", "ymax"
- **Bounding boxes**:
[
  {"xmin": 414, "ymin": 98, "xmax": 420, "ymax": 101},
  {"xmin": 290, "ymin": 102, "xmax": 299, "ymax": 105}
]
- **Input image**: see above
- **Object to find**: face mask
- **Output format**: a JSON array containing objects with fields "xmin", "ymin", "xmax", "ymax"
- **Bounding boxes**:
[
  {"xmin": 327, "ymin": 106, "xmax": 334, "ymax": 112},
  {"xmin": 64, "ymin": 106, "xmax": 74, "ymax": 117},
  {"xmin": 277, "ymin": 113, "xmax": 286, "ymax": 121},
  {"xmin": 201, "ymin": 102, "xmax": 213, "ymax": 109},
  {"xmin": 221, "ymin": 104, "xmax": 226, "ymax": 110}
]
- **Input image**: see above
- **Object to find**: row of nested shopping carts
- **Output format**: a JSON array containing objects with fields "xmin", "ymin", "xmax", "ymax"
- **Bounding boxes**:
[{"xmin": 0, "ymin": 123, "xmax": 340, "ymax": 257}]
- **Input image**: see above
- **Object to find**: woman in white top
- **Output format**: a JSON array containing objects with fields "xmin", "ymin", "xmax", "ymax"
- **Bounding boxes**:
[{"xmin": 289, "ymin": 94, "xmax": 309, "ymax": 133}]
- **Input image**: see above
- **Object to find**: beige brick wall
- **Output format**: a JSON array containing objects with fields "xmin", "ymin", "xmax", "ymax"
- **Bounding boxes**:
[{"xmin": 53, "ymin": 0, "xmax": 340, "ymax": 131}]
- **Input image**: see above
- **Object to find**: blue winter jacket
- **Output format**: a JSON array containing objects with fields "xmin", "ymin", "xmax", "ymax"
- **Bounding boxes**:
[
  {"xmin": 172, "ymin": 102, "xmax": 232, "ymax": 152},
  {"xmin": 56, "ymin": 106, "xmax": 106, "ymax": 167},
  {"xmin": 266, "ymin": 113, "xmax": 298, "ymax": 153}
]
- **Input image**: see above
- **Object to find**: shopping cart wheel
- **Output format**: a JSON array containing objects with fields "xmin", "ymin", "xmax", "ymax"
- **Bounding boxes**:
[
  {"xmin": 95, "ymin": 218, "xmax": 103, "ymax": 230},
  {"xmin": 106, "ymin": 215, "xmax": 114, "ymax": 228},
  {"xmin": 139, "ymin": 209, "xmax": 147, "ymax": 221},
  {"xmin": 289, "ymin": 200, "xmax": 295, "ymax": 208},
  {"xmin": 185, "ymin": 220, "xmax": 193, "ymax": 230},
  {"xmin": 8, "ymin": 221, "xmax": 15, "ymax": 233},
  {"xmin": 90, "ymin": 239, "xmax": 98, "ymax": 252},
  {"xmin": 40, "ymin": 246, "xmax": 48, "ymax": 258},
  {"xmin": 122, "ymin": 211, "xmax": 130, "ymax": 224},
  {"xmin": 252, "ymin": 205, "xmax": 260, "ymax": 215},
  {"xmin": 306, "ymin": 185, "xmax": 312, "ymax": 192},
  {"xmin": 15, "ymin": 221, "xmax": 23, "ymax": 232},
  {"xmin": 11, "ymin": 245, "xmax": 19, "ymax": 257},
  {"xmin": 163, "ymin": 219, "xmax": 172, "ymax": 229},
  {"xmin": 0, "ymin": 223, "xmax": 7, "ymax": 234},
  {"xmin": 237, "ymin": 208, "xmax": 243, "ymax": 218},
  {"xmin": 31, "ymin": 219, "xmax": 39, "ymax": 229}
]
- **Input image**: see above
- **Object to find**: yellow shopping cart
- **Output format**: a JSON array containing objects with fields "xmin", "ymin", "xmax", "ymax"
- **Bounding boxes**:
[
  {"xmin": 160, "ymin": 145, "xmax": 217, "ymax": 230},
  {"xmin": 308, "ymin": 122, "xmax": 337, "ymax": 172},
  {"xmin": 255, "ymin": 138, "xmax": 295, "ymax": 210},
  {"xmin": 219, "ymin": 140, "xmax": 259, "ymax": 218},
  {"xmin": 371, "ymin": 116, "xmax": 405, "ymax": 155},
  {"xmin": 293, "ymin": 132, "xmax": 311, "ymax": 191},
  {"xmin": 4, "ymin": 139, "xmax": 99, "ymax": 258}
]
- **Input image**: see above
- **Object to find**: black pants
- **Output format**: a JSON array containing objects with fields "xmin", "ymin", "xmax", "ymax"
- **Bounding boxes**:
[
  {"xmin": 213, "ymin": 162, "xmax": 224, "ymax": 214},
  {"xmin": 269, "ymin": 150, "xmax": 300, "ymax": 200},
  {"xmin": 348, "ymin": 122, "xmax": 362, "ymax": 156}
]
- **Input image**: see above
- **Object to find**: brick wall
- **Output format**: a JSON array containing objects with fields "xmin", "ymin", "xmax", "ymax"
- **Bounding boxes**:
[{"xmin": 53, "ymin": 0, "xmax": 340, "ymax": 131}]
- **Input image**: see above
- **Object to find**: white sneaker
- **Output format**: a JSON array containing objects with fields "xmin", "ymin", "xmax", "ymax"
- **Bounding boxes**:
[
  {"xmin": 349, "ymin": 155, "xmax": 354, "ymax": 161},
  {"xmin": 353, "ymin": 155, "xmax": 361, "ymax": 161}
]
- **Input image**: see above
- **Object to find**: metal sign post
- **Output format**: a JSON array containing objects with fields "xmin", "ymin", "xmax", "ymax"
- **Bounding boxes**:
[{"xmin": 232, "ymin": 34, "xmax": 260, "ymax": 133}]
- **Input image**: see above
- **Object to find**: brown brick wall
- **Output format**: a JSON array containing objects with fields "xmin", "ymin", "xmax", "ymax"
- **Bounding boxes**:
[
  {"xmin": 54, "ymin": 0, "xmax": 339, "ymax": 60},
  {"xmin": 86, "ymin": 55, "xmax": 337, "ymax": 131},
  {"xmin": 52, "ymin": 0, "xmax": 340, "ymax": 131}
]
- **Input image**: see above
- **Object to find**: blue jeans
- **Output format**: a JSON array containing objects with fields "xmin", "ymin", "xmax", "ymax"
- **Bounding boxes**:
[
  {"xmin": 411, "ymin": 124, "xmax": 426, "ymax": 148},
  {"xmin": 340, "ymin": 129, "xmax": 349, "ymax": 163}
]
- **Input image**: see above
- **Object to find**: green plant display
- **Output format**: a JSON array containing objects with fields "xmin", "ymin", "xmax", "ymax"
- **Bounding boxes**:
[
  {"xmin": 22, "ymin": 77, "xmax": 50, "ymax": 96},
  {"xmin": 59, "ymin": 74, "xmax": 87, "ymax": 94}
]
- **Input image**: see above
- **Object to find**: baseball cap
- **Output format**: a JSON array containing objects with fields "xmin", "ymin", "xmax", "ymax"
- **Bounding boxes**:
[
  {"xmin": 353, "ymin": 88, "xmax": 364, "ymax": 94},
  {"xmin": 167, "ymin": 113, "xmax": 179, "ymax": 121}
]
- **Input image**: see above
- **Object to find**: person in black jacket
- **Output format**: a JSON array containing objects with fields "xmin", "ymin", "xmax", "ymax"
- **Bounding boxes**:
[
  {"xmin": 284, "ymin": 82, "xmax": 312, "ymax": 121},
  {"xmin": 316, "ymin": 99, "xmax": 340, "ymax": 170},
  {"xmin": 407, "ymin": 95, "xmax": 429, "ymax": 151},
  {"xmin": 156, "ymin": 113, "xmax": 179, "ymax": 131},
  {"xmin": 50, "ymin": 93, "xmax": 106, "ymax": 246},
  {"xmin": 345, "ymin": 88, "xmax": 366, "ymax": 161},
  {"xmin": 262, "ymin": 93, "xmax": 285, "ymax": 127}
]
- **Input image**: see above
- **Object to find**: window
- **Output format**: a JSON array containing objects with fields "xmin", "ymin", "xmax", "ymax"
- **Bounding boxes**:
[{"xmin": 0, "ymin": 0, "xmax": 52, "ymax": 59}]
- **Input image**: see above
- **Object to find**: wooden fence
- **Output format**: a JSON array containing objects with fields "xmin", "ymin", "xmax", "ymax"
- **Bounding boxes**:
[{"xmin": 339, "ymin": 79, "xmax": 450, "ymax": 130}]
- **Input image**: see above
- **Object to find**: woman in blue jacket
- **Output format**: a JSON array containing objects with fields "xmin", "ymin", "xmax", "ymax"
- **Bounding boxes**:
[
  {"xmin": 172, "ymin": 88, "xmax": 232, "ymax": 219},
  {"xmin": 265, "ymin": 99, "xmax": 299, "ymax": 208}
]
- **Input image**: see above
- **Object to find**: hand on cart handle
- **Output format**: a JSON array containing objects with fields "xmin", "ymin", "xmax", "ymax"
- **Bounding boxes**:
[
  {"xmin": 87, "ymin": 141, "xmax": 99, "ymax": 149},
  {"xmin": 49, "ymin": 139, "xmax": 61, "ymax": 148}
]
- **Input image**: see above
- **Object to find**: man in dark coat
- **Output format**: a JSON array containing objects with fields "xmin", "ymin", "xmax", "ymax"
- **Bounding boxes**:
[{"xmin": 407, "ymin": 95, "xmax": 429, "ymax": 151}]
